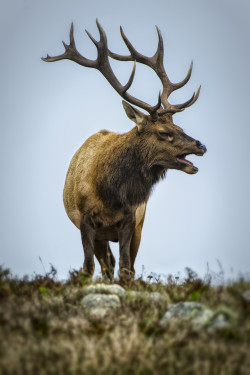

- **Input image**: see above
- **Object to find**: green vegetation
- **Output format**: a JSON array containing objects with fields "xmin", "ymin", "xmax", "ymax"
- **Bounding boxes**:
[{"xmin": 0, "ymin": 266, "xmax": 250, "ymax": 374}]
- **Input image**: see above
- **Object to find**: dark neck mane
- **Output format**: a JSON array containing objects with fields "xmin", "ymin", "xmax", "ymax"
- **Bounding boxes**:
[{"xmin": 97, "ymin": 129, "xmax": 166, "ymax": 208}]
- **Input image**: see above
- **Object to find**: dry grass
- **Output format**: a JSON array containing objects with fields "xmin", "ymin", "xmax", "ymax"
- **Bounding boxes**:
[{"xmin": 0, "ymin": 265, "xmax": 250, "ymax": 374}]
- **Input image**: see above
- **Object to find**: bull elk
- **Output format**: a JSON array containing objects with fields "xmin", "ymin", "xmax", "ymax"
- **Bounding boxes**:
[{"xmin": 42, "ymin": 20, "xmax": 206, "ymax": 281}]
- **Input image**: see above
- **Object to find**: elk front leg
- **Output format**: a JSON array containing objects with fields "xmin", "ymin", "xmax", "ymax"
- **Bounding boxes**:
[
  {"xmin": 80, "ymin": 215, "xmax": 96, "ymax": 276},
  {"xmin": 118, "ymin": 216, "xmax": 136, "ymax": 281}
]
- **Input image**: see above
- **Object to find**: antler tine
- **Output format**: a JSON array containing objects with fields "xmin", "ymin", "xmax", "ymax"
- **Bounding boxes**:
[
  {"xmin": 42, "ymin": 21, "xmax": 200, "ymax": 116},
  {"xmin": 174, "ymin": 85, "xmax": 201, "ymax": 109},
  {"xmin": 154, "ymin": 26, "xmax": 164, "ymax": 62},
  {"xmin": 153, "ymin": 26, "xmax": 177, "ymax": 108},
  {"xmin": 120, "ymin": 27, "xmax": 146, "ymax": 63},
  {"xmin": 69, "ymin": 22, "xmax": 76, "ymax": 48},
  {"xmin": 172, "ymin": 61, "xmax": 193, "ymax": 91},
  {"xmin": 93, "ymin": 20, "xmax": 154, "ymax": 111},
  {"xmin": 96, "ymin": 19, "xmax": 108, "ymax": 45},
  {"xmin": 152, "ymin": 28, "xmax": 198, "ymax": 113},
  {"xmin": 150, "ymin": 91, "xmax": 164, "ymax": 120},
  {"xmin": 42, "ymin": 20, "xmax": 159, "ymax": 114},
  {"xmin": 108, "ymin": 50, "xmax": 131, "ymax": 62},
  {"xmin": 85, "ymin": 29, "xmax": 98, "ymax": 47},
  {"xmin": 90, "ymin": 20, "xmax": 165, "ymax": 114},
  {"xmin": 122, "ymin": 61, "xmax": 136, "ymax": 94},
  {"xmin": 108, "ymin": 26, "xmax": 201, "ymax": 115},
  {"xmin": 108, "ymin": 26, "xmax": 162, "ymax": 68},
  {"xmin": 187, "ymin": 85, "xmax": 201, "ymax": 107},
  {"xmin": 42, "ymin": 22, "xmax": 96, "ymax": 67}
]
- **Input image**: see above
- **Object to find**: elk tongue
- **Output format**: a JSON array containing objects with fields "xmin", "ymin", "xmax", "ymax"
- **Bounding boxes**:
[
  {"xmin": 177, "ymin": 157, "xmax": 194, "ymax": 167},
  {"xmin": 177, "ymin": 157, "xmax": 198, "ymax": 174}
]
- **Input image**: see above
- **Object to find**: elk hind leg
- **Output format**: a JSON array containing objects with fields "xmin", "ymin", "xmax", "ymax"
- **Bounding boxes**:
[{"xmin": 80, "ymin": 216, "xmax": 96, "ymax": 276}]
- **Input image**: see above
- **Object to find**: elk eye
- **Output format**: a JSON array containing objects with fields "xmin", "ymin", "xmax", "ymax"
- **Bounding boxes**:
[{"xmin": 159, "ymin": 131, "xmax": 174, "ymax": 142}]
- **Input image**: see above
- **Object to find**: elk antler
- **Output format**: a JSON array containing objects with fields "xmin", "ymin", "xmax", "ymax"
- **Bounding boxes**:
[
  {"xmin": 42, "ymin": 20, "xmax": 200, "ymax": 116},
  {"xmin": 108, "ymin": 26, "xmax": 201, "ymax": 115},
  {"xmin": 42, "ymin": 20, "xmax": 162, "ymax": 115}
]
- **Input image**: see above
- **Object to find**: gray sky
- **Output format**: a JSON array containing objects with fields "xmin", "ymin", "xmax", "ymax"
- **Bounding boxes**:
[{"xmin": 1, "ymin": 0, "xmax": 250, "ymax": 280}]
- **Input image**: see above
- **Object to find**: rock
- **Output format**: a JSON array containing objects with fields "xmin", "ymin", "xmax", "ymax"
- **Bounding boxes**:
[
  {"xmin": 85, "ymin": 307, "xmax": 109, "ymax": 320},
  {"xmin": 206, "ymin": 313, "xmax": 231, "ymax": 334},
  {"xmin": 161, "ymin": 302, "xmax": 236, "ymax": 334},
  {"xmin": 81, "ymin": 293, "xmax": 121, "ymax": 309},
  {"xmin": 81, "ymin": 293, "xmax": 121, "ymax": 320},
  {"xmin": 83, "ymin": 284, "xmax": 126, "ymax": 298},
  {"xmin": 161, "ymin": 301, "xmax": 209, "ymax": 321},
  {"xmin": 242, "ymin": 290, "xmax": 250, "ymax": 313},
  {"xmin": 206, "ymin": 306, "xmax": 237, "ymax": 334},
  {"xmin": 161, "ymin": 301, "xmax": 213, "ymax": 329},
  {"xmin": 193, "ymin": 308, "xmax": 214, "ymax": 330},
  {"xmin": 126, "ymin": 291, "xmax": 169, "ymax": 303},
  {"xmin": 242, "ymin": 290, "xmax": 250, "ymax": 303},
  {"xmin": 147, "ymin": 292, "xmax": 166, "ymax": 302}
]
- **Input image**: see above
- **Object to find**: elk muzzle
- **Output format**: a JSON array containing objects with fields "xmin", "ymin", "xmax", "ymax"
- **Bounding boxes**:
[{"xmin": 196, "ymin": 140, "xmax": 207, "ymax": 154}]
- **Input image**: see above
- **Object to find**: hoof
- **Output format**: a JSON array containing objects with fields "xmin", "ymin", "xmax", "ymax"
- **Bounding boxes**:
[
  {"xmin": 83, "ymin": 263, "xmax": 95, "ymax": 277},
  {"xmin": 102, "ymin": 268, "xmax": 115, "ymax": 282},
  {"xmin": 119, "ymin": 268, "xmax": 134, "ymax": 283}
]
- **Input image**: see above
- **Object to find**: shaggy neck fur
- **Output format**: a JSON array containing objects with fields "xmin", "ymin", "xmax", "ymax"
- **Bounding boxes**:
[{"xmin": 97, "ymin": 128, "xmax": 166, "ymax": 208}]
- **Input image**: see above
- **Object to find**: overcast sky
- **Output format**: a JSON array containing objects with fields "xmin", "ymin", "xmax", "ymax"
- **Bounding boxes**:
[{"xmin": 1, "ymin": 0, "xmax": 250, "ymax": 281}]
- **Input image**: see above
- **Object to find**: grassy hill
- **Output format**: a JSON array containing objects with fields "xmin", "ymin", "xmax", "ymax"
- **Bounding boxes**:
[{"xmin": 0, "ymin": 266, "xmax": 250, "ymax": 374}]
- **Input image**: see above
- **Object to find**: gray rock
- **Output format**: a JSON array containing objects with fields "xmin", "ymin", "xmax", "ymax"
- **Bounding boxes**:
[
  {"xmin": 242, "ymin": 290, "xmax": 250, "ymax": 303},
  {"xmin": 161, "ymin": 301, "xmax": 236, "ymax": 333},
  {"xmin": 206, "ymin": 313, "xmax": 231, "ymax": 334},
  {"xmin": 83, "ymin": 284, "xmax": 126, "ymax": 298},
  {"xmin": 162, "ymin": 301, "xmax": 206, "ymax": 320},
  {"xmin": 85, "ymin": 307, "xmax": 109, "ymax": 320},
  {"xmin": 81, "ymin": 293, "xmax": 121, "ymax": 309},
  {"xmin": 81, "ymin": 293, "xmax": 121, "ymax": 320},
  {"xmin": 193, "ymin": 308, "xmax": 214, "ymax": 330},
  {"xmin": 126, "ymin": 291, "xmax": 169, "ymax": 303},
  {"xmin": 206, "ymin": 306, "xmax": 237, "ymax": 334},
  {"xmin": 161, "ymin": 301, "xmax": 213, "ymax": 328},
  {"xmin": 148, "ymin": 292, "xmax": 166, "ymax": 302}
]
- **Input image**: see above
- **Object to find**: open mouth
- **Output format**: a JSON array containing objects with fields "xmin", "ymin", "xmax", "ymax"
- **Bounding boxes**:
[{"xmin": 177, "ymin": 154, "xmax": 199, "ymax": 173}]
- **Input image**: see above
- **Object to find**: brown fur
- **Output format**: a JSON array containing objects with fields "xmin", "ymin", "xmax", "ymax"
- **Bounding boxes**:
[
  {"xmin": 63, "ymin": 107, "xmax": 206, "ymax": 280},
  {"xmin": 43, "ymin": 22, "xmax": 206, "ymax": 281}
]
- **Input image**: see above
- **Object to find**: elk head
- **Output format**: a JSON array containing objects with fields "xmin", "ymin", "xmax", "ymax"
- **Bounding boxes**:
[{"xmin": 42, "ymin": 20, "xmax": 206, "ymax": 175}]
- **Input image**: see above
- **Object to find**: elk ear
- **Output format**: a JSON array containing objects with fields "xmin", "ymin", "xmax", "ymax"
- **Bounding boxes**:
[{"xmin": 122, "ymin": 101, "xmax": 147, "ymax": 132}]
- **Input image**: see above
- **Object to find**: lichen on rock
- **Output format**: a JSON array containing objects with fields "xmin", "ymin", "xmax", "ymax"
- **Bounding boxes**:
[
  {"xmin": 81, "ymin": 293, "xmax": 121, "ymax": 320},
  {"xmin": 83, "ymin": 283, "xmax": 126, "ymax": 298}
]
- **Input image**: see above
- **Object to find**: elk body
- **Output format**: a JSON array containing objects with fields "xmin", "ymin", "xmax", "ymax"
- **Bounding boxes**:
[{"xmin": 43, "ymin": 20, "xmax": 206, "ymax": 281}]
